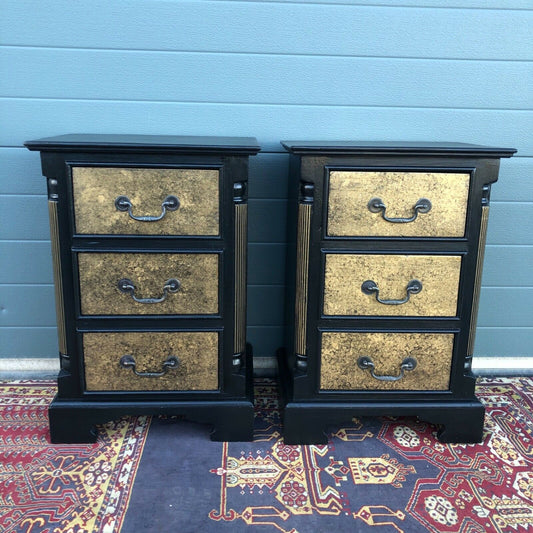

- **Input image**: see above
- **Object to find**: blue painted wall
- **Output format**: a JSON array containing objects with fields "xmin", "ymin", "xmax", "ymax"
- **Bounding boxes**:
[{"xmin": 1, "ymin": 0, "xmax": 532, "ymax": 361}]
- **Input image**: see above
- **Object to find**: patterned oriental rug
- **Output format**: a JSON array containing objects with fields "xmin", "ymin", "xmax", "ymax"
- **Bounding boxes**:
[{"xmin": 1, "ymin": 378, "xmax": 532, "ymax": 533}]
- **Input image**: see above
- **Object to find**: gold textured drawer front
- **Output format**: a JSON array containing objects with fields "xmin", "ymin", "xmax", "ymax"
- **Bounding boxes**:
[
  {"xmin": 327, "ymin": 171, "xmax": 470, "ymax": 237},
  {"xmin": 78, "ymin": 253, "xmax": 218, "ymax": 315},
  {"xmin": 321, "ymin": 332, "xmax": 453, "ymax": 391},
  {"xmin": 83, "ymin": 332, "xmax": 218, "ymax": 391},
  {"xmin": 72, "ymin": 167, "xmax": 219, "ymax": 235},
  {"xmin": 324, "ymin": 254, "xmax": 461, "ymax": 317}
]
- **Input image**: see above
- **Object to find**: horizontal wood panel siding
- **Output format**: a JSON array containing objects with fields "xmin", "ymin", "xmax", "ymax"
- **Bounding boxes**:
[
  {"xmin": 0, "ymin": 286, "xmax": 57, "ymax": 327},
  {"xmin": 3, "ymin": 1, "xmax": 532, "ymax": 60},
  {"xmin": 230, "ymin": 0, "xmax": 532, "ymax": 7},
  {"xmin": 0, "ymin": 196, "xmax": 50, "ymax": 240},
  {"xmin": 249, "ymin": 154, "xmax": 289, "ymax": 199},
  {"xmin": 248, "ymin": 200, "xmax": 287, "ymax": 243},
  {"xmin": 1, "ymin": 0, "xmax": 531, "ymax": 362},
  {"xmin": 477, "ymin": 289, "xmax": 533, "ymax": 328},
  {"xmin": 247, "ymin": 286, "xmax": 286, "ymax": 327},
  {"xmin": 486, "ymin": 204, "xmax": 533, "ymax": 245},
  {"xmin": 247, "ymin": 327, "xmax": 284, "ymax": 363},
  {"xmin": 475, "ymin": 328, "xmax": 533, "ymax": 358},
  {"xmin": 3, "ymin": 49, "xmax": 532, "ymax": 109},
  {"xmin": 0, "ymin": 148, "xmax": 46, "ymax": 195},
  {"xmin": 0, "ymin": 328, "xmax": 58, "ymax": 358},
  {"xmin": 492, "ymin": 158, "xmax": 533, "ymax": 201},
  {"xmin": 2, "ymin": 101, "xmax": 532, "ymax": 154},
  {"xmin": 483, "ymin": 246, "xmax": 533, "ymax": 287},
  {"xmin": 248, "ymin": 244, "xmax": 286, "ymax": 286},
  {"xmin": 0, "ymin": 242, "xmax": 53, "ymax": 284}
]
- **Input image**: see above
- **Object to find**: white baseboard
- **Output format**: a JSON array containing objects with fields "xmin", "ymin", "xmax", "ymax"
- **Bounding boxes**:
[
  {"xmin": 1, "ymin": 356, "xmax": 532, "ymax": 380},
  {"xmin": 471, "ymin": 356, "xmax": 533, "ymax": 376},
  {"xmin": 0, "ymin": 358, "xmax": 60, "ymax": 379}
]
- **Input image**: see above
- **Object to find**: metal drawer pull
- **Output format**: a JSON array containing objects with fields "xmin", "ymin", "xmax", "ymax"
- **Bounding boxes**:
[
  {"xmin": 357, "ymin": 356, "xmax": 417, "ymax": 382},
  {"xmin": 119, "ymin": 354, "xmax": 179, "ymax": 377},
  {"xmin": 117, "ymin": 278, "xmax": 181, "ymax": 304},
  {"xmin": 361, "ymin": 279, "xmax": 422, "ymax": 305},
  {"xmin": 367, "ymin": 197, "xmax": 431, "ymax": 223},
  {"xmin": 114, "ymin": 195, "xmax": 180, "ymax": 222}
]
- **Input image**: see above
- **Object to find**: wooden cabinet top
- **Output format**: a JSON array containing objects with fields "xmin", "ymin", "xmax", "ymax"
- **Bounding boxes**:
[
  {"xmin": 25, "ymin": 134, "xmax": 261, "ymax": 155},
  {"xmin": 280, "ymin": 140, "xmax": 516, "ymax": 158}
]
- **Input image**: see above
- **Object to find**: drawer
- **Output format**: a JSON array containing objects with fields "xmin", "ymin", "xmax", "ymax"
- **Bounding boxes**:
[
  {"xmin": 83, "ymin": 331, "xmax": 219, "ymax": 391},
  {"xmin": 324, "ymin": 253, "xmax": 461, "ymax": 317},
  {"xmin": 326, "ymin": 171, "xmax": 470, "ymax": 237},
  {"xmin": 78, "ymin": 252, "xmax": 219, "ymax": 316},
  {"xmin": 320, "ymin": 332, "xmax": 454, "ymax": 391},
  {"xmin": 72, "ymin": 167, "xmax": 219, "ymax": 235}
]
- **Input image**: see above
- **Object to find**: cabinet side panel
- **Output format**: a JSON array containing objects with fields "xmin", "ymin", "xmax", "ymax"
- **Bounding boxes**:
[
  {"xmin": 294, "ymin": 203, "xmax": 312, "ymax": 368},
  {"xmin": 234, "ymin": 203, "xmax": 247, "ymax": 357},
  {"xmin": 468, "ymin": 205, "xmax": 489, "ymax": 356},
  {"xmin": 48, "ymin": 195, "xmax": 67, "ymax": 356}
]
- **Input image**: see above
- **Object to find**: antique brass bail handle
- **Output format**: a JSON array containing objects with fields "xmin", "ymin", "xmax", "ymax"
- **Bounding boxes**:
[
  {"xmin": 361, "ymin": 279, "xmax": 422, "ymax": 305},
  {"xmin": 357, "ymin": 356, "xmax": 417, "ymax": 382},
  {"xmin": 114, "ymin": 194, "xmax": 180, "ymax": 222},
  {"xmin": 117, "ymin": 278, "xmax": 181, "ymax": 304},
  {"xmin": 367, "ymin": 197, "xmax": 431, "ymax": 223},
  {"xmin": 119, "ymin": 355, "xmax": 180, "ymax": 378}
]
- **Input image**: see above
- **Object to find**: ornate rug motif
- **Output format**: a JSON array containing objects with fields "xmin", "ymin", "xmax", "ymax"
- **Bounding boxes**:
[
  {"xmin": 209, "ymin": 377, "xmax": 533, "ymax": 532},
  {"xmin": 0, "ymin": 381, "xmax": 150, "ymax": 533}
]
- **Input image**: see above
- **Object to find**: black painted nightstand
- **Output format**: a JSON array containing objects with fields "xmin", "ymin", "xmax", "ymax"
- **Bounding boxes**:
[
  {"xmin": 279, "ymin": 141, "xmax": 515, "ymax": 444},
  {"xmin": 26, "ymin": 134, "xmax": 260, "ymax": 443}
]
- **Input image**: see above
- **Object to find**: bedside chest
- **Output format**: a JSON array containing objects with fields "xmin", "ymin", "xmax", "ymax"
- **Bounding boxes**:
[
  {"xmin": 279, "ymin": 141, "xmax": 516, "ymax": 444},
  {"xmin": 25, "ymin": 134, "xmax": 260, "ymax": 443}
]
